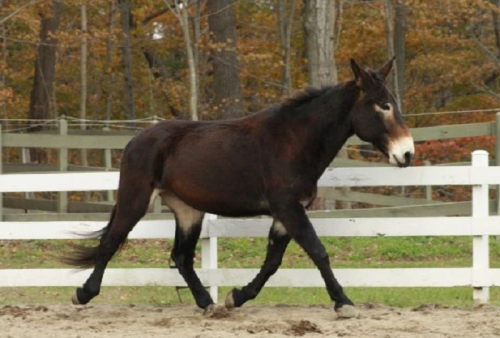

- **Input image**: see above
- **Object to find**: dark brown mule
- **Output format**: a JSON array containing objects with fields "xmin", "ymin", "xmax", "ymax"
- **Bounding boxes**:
[{"xmin": 63, "ymin": 58, "xmax": 414, "ymax": 318}]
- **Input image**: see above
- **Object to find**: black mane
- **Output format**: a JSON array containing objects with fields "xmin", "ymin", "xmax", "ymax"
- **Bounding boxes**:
[{"xmin": 281, "ymin": 86, "xmax": 333, "ymax": 110}]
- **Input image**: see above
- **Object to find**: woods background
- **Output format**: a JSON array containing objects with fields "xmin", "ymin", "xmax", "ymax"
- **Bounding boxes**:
[{"xmin": 2, "ymin": 0, "xmax": 500, "ymax": 168}]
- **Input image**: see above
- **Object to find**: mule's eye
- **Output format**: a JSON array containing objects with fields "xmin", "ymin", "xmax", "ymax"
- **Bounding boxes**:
[{"xmin": 381, "ymin": 103, "xmax": 391, "ymax": 111}]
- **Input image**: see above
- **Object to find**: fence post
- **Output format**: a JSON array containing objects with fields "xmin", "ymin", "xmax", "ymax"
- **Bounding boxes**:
[
  {"xmin": 424, "ymin": 160, "xmax": 432, "ymax": 201},
  {"xmin": 202, "ymin": 213, "xmax": 218, "ymax": 302},
  {"xmin": 472, "ymin": 150, "xmax": 490, "ymax": 304},
  {"xmin": 21, "ymin": 148, "xmax": 34, "ymax": 211},
  {"xmin": 58, "ymin": 118, "xmax": 68, "ymax": 213},
  {"xmin": 102, "ymin": 126, "xmax": 115, "ymax": 203}
]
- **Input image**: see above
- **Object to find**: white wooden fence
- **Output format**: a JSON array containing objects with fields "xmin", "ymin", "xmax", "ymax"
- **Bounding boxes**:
[{"xmin": 1, "ymin": 150, "xmax": 500, "ymax": 304}]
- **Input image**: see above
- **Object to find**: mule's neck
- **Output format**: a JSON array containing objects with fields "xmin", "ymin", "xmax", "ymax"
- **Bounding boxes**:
[{"xmin": 304, "ymin": 81, "xmax": 359, "ymax": 177}]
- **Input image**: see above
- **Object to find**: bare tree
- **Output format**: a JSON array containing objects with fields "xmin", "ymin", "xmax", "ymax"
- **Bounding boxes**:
[
  {"xmin": 278, "ymin": 0, "xmax": 297, "ymax": 96},
  {"xmin": 166, "ymin": 0, "xmax": 199, "ymax": 121},
  {"xmin": 118, "ymin": 0, "xmax": 136, "ymax": 120},
  {"xmin": 28, "ymin": 0, "xmax": 61, "ymax": 163},
  {"xmin": 207, "ymin": 0, "xmax": 243, "ymax": 119}
]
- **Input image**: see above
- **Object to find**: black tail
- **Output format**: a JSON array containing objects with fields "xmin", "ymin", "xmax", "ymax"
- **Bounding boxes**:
[{"xmin": 61, "ymin": 206, "xmax": 124, "ymax": 269}]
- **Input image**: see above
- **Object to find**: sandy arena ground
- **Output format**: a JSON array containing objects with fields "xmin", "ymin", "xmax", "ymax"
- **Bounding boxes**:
[{"xmin": 1, "ymin": 303, "xmax": 500, "ymax": 338}]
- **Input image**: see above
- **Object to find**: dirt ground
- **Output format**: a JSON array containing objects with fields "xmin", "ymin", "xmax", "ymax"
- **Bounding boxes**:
[{"xmin": 1, "ymin": 303, "xmax": 500, "ymax": 338}]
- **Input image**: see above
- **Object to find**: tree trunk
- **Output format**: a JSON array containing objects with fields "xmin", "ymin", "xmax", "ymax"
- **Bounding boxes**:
[
  {"xmin": 191, "ymin": 0, "xmax": 204, "ymax": 102},
  {"xmin": 165, "ymin": 0, "xmax": 199, "ymax": 120},
  {"xmin": 119, "ymin": 0, "xmax": 136, "ymax": 120},
  {"xmin": 385, "ymin": 0, "xmax": 407, "ymax": 196},
  {"xmin": 1, "ymin": 0, "xmax": 7, "ymax": 118},
  {"xmin": 393, "ymin": 0, "xmax": 407, "ymax": 113},
  {"xmin": 329, "ymin": 0, "xmax": 339, "ymax": 84},
  {"xmin": 28, "ymin": 0, "xmax": 61, "ymax": 163},
  {"xmin": 81, "ymin": 1, "xmax": 88, "ymax": 169},
  {"xmin": 179, "ymin": 1, "xmax": 198, "ymax": 121},
  {"xmin": 384, "ymin": 0, "xmax": 402, "ymax": 111},
  {"xmin": 278, "ymin": 0, "xmax": 297, "ymax": 96},
  {"xmin": 331, "ymin": 0, "xmax": 345, "ymax": 207},
  {"xmin": 333, "ymin": 0, "xmax": 343, "ymax": 51},
  {"xmin": 304, "ymin": 0, "xmax": 333, "ymax": 87},
  {"xmin": 207, "ymin": 0, "xmax": 243, "ymax": 119},
  {"xmin": 105, "ymin": 1, "xmax": 117, "ymax": 121},
  {"xmin": 304, "ymin": 0, "xmax": 341, "ymax": 209}
]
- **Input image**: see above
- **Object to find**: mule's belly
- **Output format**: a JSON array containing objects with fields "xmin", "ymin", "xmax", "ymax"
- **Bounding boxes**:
[
  {"xmin": 163, "ymin": 170, "xmax": 269, "ymax": 217},
  {"xmin": 161, "ymin": 140, "xmax": 269, "ymax": 217}
]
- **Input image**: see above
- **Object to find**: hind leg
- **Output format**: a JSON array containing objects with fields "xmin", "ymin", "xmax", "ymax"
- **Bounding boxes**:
[
  {"xmin": 275, "ymin": 202, "xmax": 356, "ymax": 317},
  {"xmin": 163, "ymin": 192, "xmax": 213, "ymax": 309},
  {"xmin": 225, "ymin": 220, "xmax": 291, "ymax": 308},
  {"xmin": 72, "ymin": 189, "xmax": 152, "ymax": 305}
]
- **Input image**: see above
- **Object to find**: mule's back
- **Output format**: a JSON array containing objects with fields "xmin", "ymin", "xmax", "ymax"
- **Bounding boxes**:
[{"xmin": 121, "ymin": 117, "xmax": 269, "ymax": 217}]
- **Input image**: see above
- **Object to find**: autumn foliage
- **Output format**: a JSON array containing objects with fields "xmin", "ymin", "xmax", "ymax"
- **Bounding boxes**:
[{"xmin": 1, "ymin": 0, "xmax": 500, "ymax": 168}]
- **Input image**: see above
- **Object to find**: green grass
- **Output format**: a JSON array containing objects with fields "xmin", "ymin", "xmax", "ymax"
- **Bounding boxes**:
[
  {"xmin": 1, "ymin": 236, "xmax": 500, "ymax": 307},
  {"xmin": 2, "ymin": 286, "xmax": 499, "ymax": 308},
  {"xmin": 2, "ymin": 236, "xmax": 494, "ymax": 269}
]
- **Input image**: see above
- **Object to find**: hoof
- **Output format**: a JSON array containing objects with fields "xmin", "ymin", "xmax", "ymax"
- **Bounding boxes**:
[
  {"xmin": 336, "ymin": 305, "xmax": 359, "ymax": 319},
  {"xmin": 71, "ymin": 289, "xmax": 81, "ymax": 305},
  {"xmin": 204, "ymin": 304, "xmax": 230, "ymax": 319},
  {"xmin": 224, "ymin": 291, "xmax": 235, "ymax": 309}
]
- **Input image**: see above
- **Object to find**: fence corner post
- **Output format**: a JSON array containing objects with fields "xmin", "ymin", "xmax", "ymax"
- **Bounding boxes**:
[
  {"xmin": 102, "ymin": 126, "xmax": 115, "ymax": 203},
  {"xmin": 201, "ymin": 213, "xmax": 218, "ymax": 303},
  {"xmin": 472, "ymin": 150, "xmax": 490, "ymax": 304},
  {"xmin": 58, "ymin": 118, "xmax": 68, "ymax": 213}
]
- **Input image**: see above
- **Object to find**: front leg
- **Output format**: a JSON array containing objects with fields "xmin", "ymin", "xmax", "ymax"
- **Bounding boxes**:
[
  {"xmin": 225, "ymin": 220, "xmax": 291, "ymax": 308},
  {"xmin": 273, "ymin": 201, "xmax": 357, "ymax": 318}
]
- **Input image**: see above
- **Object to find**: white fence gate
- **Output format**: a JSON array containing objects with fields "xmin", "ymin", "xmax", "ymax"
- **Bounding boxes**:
[{"xmin": 1, "ymin": 150, "xmax": 500, "ymax": 304}]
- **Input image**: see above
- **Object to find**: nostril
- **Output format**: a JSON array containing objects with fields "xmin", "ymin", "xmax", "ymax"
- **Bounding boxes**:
[{"xmin": 404, "ymin": 151, "xmax": 412, "ymax": 163}]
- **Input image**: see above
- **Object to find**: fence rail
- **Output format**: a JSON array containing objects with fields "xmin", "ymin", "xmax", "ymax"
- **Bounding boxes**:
[
  {"xmin": 2, "ymin": 116, "xmax": 500, "ymax": 216},
  {"xmin": 0, "ymin": 150, "xmax": 499, "ymax": 304},
  {"xmin": 1, "ymin": 120, "xmax": 496, "ymax": 148}
]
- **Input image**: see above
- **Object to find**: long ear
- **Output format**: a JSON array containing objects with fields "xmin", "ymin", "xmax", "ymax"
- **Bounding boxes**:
[
  {"xmin": 379, "ymin": 57, "xmax": 395, "ymax": 80},
  {"xmin": 350, "ymin": 58, "xmax": 371, "ymax": 88},
  {"xmin": 350, "ymin": 58, "xmax": 362, "ymax": 80}
]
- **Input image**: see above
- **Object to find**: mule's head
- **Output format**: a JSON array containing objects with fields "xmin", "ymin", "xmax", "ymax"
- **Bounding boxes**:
[{"xmin": 349, "ymin": 58, "xmax": 414, "ymax": 168}]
